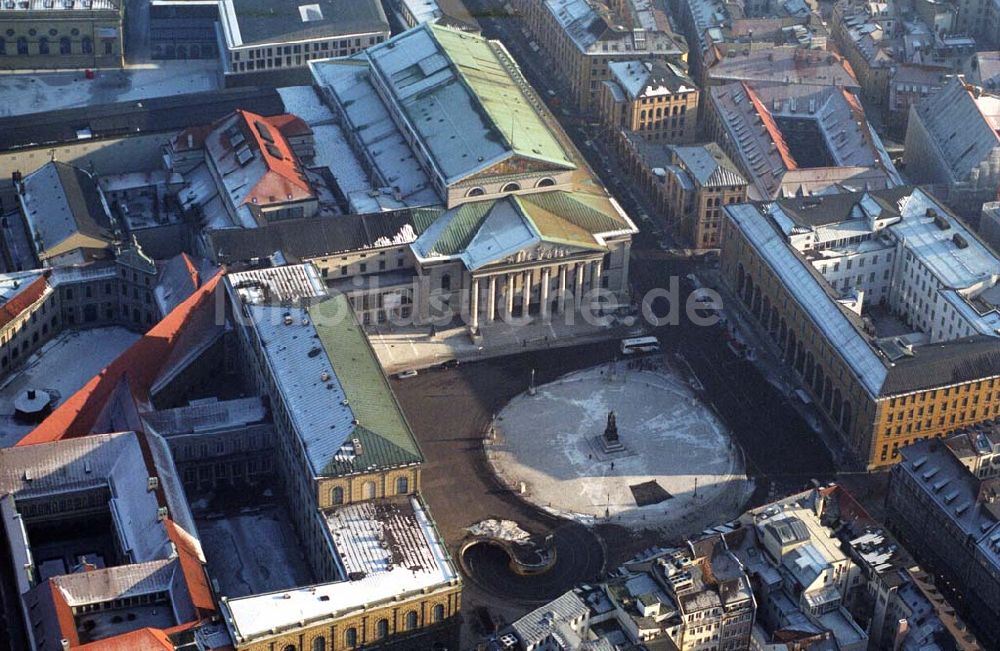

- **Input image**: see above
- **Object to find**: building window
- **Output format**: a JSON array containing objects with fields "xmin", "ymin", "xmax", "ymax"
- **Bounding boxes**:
[
  {"xmin": 17, "ymin": 37, "xmax": 27, "ymax": 55},
  {"xmin": 466, "ymin": 187, "xmax": 486, "ymax": 197},
  {"xmin": 432, "ymin": 604, "xmax": 445, "ymax": 623},
  {"xmin": 38, "ymin": 37, "xmax": 49, "ymax": 54},
  {"xmin": 396, "ymin": 476, "xmax": 408, "ymax": 495},
  {"xmin": 501, "ymin": 182, "xmax": 521, "ymax": 193},
  {"xmin": 82, "ymin": 36, "xmax": 92, "ymax": 54},
  {"xmin": 0, "ymin": 37, "xmax": 5, "ymax": 55},
  {"xmin": 405, "ymin": 610, "xmax": 418, "ymax": 630},
  {"xmin": 441, "ymin": 274, "xmax": 451, "ymax": 291},
  {"xmin": 536, "ymin": 177, "xmax": 556, "ymax": 188},
  {"xmin": 363, "ymin": 480, "xmax": 376, "ymax": 499},
  {"xmin": 376, "ymin": 619, "xmax": 389, "ymax": 639},
  {"xmin": 311, "ymin": 638, "xmax": 325, "ymax": 651},
  {"xmin": 331, "ymin": 486, "xmax": 344, "ymax": 505},
  {"xmin": 344, "ymin": 628, "xmax": 357, "ymax": 647}
]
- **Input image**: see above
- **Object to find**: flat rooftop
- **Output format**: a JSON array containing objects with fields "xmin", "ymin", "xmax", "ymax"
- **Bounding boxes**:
[
  {"xmin": 222, "ymin": 496, "xmax": 457, "ymax": 643},
  {"xmin": 218, "ymin": 0, "xmax": 388, "ymax": 48}
]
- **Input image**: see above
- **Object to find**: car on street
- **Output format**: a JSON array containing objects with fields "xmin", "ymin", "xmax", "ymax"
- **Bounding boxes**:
[{"xmin": 396, "ymin": 369, "xmax": 419, "ymax": 379}]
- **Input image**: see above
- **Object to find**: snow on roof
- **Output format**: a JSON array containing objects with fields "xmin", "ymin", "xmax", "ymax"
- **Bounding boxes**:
[
  {"xmin": 511, "ymin": 590, "xmax": 589, "ymax": 645},
  {"xmin": 457, "ymin": 200, "xmax": 538, "ymax": 270},
  {"xmin": 309, "ymin": 124, "xmax": 373, "ymax": 196},
  {"xmin": 891, "ymin": 190, "xmax": 1000, "ymax": 290},
  {"xmin": 608, "ymin": 60, "xmax": 696, "ymax": 100},
  {"xmin": 309, "ymin": 59, "xmax": 438, "ymax": 205},
  {"xmin": 727, "ymin": 203, "xmax": 887, "ymax": 395},
  {"xmin": 142, "ymin": 397, "xmax": 267, "ymax": 436},
  {"xmin": 223, "ymin": 496, "xmax": 457, "ymax": 643},
  {"xmin": 276, "ymin": 86, "xmax": 336, "ymax": 124},
  {"xmin": 545, "ymin": 0, "xmax": 683, "ymax": 55},
  {"xmin": 228, "ymin": 263, "xmax": 326, "ymax": 305},
  {"xmin": 0, "ymin": 432, "xmax": 175, "ymax": 563}
]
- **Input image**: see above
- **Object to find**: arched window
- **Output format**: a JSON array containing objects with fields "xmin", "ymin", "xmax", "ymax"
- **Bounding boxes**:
[
  {"xmin": 501, "ymin": 182, "xmax": 521, "ymax": 193},
  {"xmin": 59, "ymin": 37, "xmax": 70, "ymax": 54},
  {"xmin": 396, "ymin": 476, "xmax": 409, "ymax": 495},
  {"xmin": 81, "ymin": 36, "xmax": 92, "ymax": 54},
  {"xmin": 466, "ymin": 187, "xmax": 486, "ymax": 197},
  {"xmin": 311, "ymin": 637, "xmax": 326, "ymax": 651},
  {"xmin": 344, "ymin": 627, "xmax": 358, "ymax": 647},
  {"xmin": 362, "ymin": 480, "xmax": 376, "ymax": 500},
  {"xmin": 432, "ymin": 604, "xmax": 445, "ymax": 623},
  {"xmin": 17, "ymin": 37, "xmax": 27, "ymax": 55},
  {"xmin": 282, "ymin": 645, "xmax": 296, "ymax": 651},
  {"xmin": 405, "ymin": 610, "xmax": 418, "ymax": 630},
  {"xmin": 0, "ymin": 37, "xmax": 5, "ymax": 55},
  {"xmin": 331, "ymin": 486, "xmax": 344, "ymax": 505},
  {"xmin": 376, "ymin": 618, "xmax": 389, "ymax": 639},
  {"xmin": 535, "ymin": 177, "xmax": 556, "ymax": 188},
  {"xmin": 440, "ymin": 274, "xmax": 451, "ymax": 291},
  {"xmin": 38, "ymin": 37, "xmax": 49, "ymax": 54}
]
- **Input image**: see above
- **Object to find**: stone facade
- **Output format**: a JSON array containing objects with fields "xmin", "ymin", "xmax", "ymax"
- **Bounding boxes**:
[{"xmin": 0, "ymin": 0, "xmax": 123, "ymax": 70}]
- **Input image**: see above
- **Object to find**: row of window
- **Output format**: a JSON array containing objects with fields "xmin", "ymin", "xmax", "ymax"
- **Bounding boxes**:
[
  {"xmin": 329, "ymin": 476, "xmax": 409, "ymax": 505},
  {"xmin": 278, "ymin": 604, "xmax": 445, "ymax": 651},
  {"xmin": 0, "ymin": 35, "xmax": 109, "ymax": 55}
]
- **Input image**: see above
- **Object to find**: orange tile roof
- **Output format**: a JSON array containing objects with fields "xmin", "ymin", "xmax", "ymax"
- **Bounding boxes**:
[
  {"xmin": 180, "ymin": 252, "xmax": 201, "ymax": 291},
  {"xmin": 17, "ymin": 271, "xmax": 224, "ymax": 446},
  {"xmin": 0, "ymin": 274, "xmax": 49, "ymax": 331},
  {"xmin": 269, "ymin": 113, "xmax": 313, "ymax": 138},
  {"xmin": 50, "ymin": 579, "xmax": 80, "ymax": 648},
  {"xmin": 165, "ymin": 518, "xmax": 216, "ymax": 615},
  {"xmin": 235, "ymin": 109, "xmax": 313, "ymax": 207},
  {"xmin": 742, "ymin": 81, "xmax": 797, "ymax": 171},
  {"xmin": 75, "ymin": 627, "xmax": 173, "ymax": 651}
]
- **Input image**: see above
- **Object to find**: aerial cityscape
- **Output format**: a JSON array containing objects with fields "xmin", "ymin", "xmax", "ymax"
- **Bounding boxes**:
[{"xmin": 0, "ymin": 0, "xmax": 997, "ymax": 649}]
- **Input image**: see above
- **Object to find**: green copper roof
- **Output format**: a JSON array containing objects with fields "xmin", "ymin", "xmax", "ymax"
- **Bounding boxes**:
[
  {"xmin": 309, "ymin": 296, "xmax": 422, "ymax": 475},
  {"xmin": 430, "ymin": 24, "xmax": 576, "ymax": 171}
]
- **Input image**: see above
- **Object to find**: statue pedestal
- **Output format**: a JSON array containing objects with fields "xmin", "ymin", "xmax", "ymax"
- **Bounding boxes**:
[{"xmin": 600, "ymin": 433, "xmax": 625, "ymax": 453}]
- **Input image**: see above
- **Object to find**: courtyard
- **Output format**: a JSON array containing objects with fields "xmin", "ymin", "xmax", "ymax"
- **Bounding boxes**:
[
  {"xmin": 0, "ymin": 327, "xmax": 140, "ymax": 447},
  {"xmin": 487, "ymin": 363, "xmax": 751, "ymax": 529}
]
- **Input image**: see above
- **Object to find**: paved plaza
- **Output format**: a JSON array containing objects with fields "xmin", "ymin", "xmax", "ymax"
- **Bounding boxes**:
[{"xmin": 487, "ymin": 363, "xmax": 751, "ymax": 529}]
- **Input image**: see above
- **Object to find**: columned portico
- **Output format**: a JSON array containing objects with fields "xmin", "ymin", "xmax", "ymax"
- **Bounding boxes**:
[
  {"xmin": 540, "ymin": 268, "xmax": 551, "ymax": 321},
  {"xmin": 470, "ymin": 278, "xmax": 480, "ymax": 331}
]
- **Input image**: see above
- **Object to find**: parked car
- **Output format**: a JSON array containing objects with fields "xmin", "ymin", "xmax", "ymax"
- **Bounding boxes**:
[{"xmin": 396, "ymin": 369, "xmax": 418, "ymax": 379}]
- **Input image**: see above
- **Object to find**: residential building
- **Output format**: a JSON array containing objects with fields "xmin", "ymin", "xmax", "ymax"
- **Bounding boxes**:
[
  {"xmin": 704, "ymin": 82, "xmax": 900, "ymax": 201},
  {"xmin": 510, "ymin": 0, "xmax": 688, "ymax": 114},
  {"xmin": 887, "ymin": 426, "xmax": 1000, "ymax": 647},
  {"xmin": 148, "ymin": 0, "xmax": 219, "ymax": 60},
  {"xmin": 886, "ymin": 64, "xmax": 950, "ymax": 138},
  {"xmin": 704, "ymin": 47, "xmax": 859, "ymax": 90},
  {"xmin": 306, "ymin": 24, "xmax": 637, "ymax": 332},
  {"xmin": 0, "ymin": 0, "xmax": 122, "ymax": 70},
  {"xmin": 497, "ymin": 539, "xmax": 755, "ymax": 650},
  {"xmin": 672, "ymin": 0, "xmax": 828, "ymax": 82},
  {"xmin": 598, "ymin": 59, "xmax": 699, "ymax": 144},
  {"xmin": 0, "ymin": 431, "xmax": 213, "ymax": 649},
  {"xmin": 216, "ymin": 0, "xmax": 389, "ymax": 78},
  {"xmin": 831, "ymin": 0, "xmax": 976, "ymax": 109},
  {"xmin": 903, "ymin": 78, "xmax": 1000, "ymax": 216},
  {"xmin": 720, "ymin": 187, "xmax": 1000, "ymax": 469},
  {"xmin": 616, "ymin": 136, "xmax": 747, "ymax": 248}
]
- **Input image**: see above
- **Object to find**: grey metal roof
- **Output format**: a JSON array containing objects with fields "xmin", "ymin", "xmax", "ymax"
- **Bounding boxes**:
[
  {"xmin": 913, "ymin": 78, "xmax": 1000, "ymax": 183},
  {"xmin": 671, "ymin": 143, "xmax": 746, "ymax": 188},
  {"xmin": 222, "ymin": 0, "xmax": 388, "ymax": 47},
  {"xmin": 19, "ymin": 162, "xmax": 113, "ymax": 260},
  {"xmin": 511, "ymin": 589, "xmax": 590, "ymax": 645}
]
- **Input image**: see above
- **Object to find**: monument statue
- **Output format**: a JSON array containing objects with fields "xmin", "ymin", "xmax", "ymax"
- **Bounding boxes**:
[{"xmin": 604, "ymin": 411, "xmax": 619, "ymax": 443}]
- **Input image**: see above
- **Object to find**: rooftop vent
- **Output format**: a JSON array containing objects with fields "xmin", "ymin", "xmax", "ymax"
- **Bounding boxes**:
[{"xmin": 953, "ymin": 233, "xmax": 968, "ymax": 249}]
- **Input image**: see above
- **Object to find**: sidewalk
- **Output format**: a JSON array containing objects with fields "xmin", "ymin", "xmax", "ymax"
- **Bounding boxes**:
[
  {"xmin": 699, "ymin": 268, "xmax": 857, "ymax": 469},
  {"xmin": 367, "ymin": 316, "xmax": 647, "ymax": 374}
]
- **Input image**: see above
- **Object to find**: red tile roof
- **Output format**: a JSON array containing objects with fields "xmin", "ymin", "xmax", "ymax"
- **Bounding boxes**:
[
  {"xmin": 17, "ymin": 271, "xmax": 224, "ymax": 446},
  {"xmin": 742, "ymin": 81, "xmax": 798, "ymax": 171},
  {"xmin": 165, "ymin": 519, "xmax": 216, "ymax": 615},
  {"xmin": 269, "ymin": 113, "xmax": 313, "ymax": 138},
  {"xmin": 75, "ymin": 627, "xmax": 173, "ymax": 651},
  {"xmin": 0, "ymin": 274, "xmax": 50, "ymax": 331},
  {"xmin": 234, "ymin": 110, "xmax": 313, "ymax": 207}
]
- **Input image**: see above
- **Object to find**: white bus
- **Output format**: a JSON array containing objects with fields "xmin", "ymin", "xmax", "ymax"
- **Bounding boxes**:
[{"xmin": 620, "ymin": 336, "xmax": 660, "ymax": 355}]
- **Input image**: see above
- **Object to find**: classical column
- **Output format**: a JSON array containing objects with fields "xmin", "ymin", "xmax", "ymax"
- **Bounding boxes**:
[
  {"xmin": 470, "ymin": 277, "xmax": 480, "ymax": 331},
  {"xmin": 593, "ymin": 259, "xmax": 603, "ymax": 292},
  {"xmin": 574, "ymin": 262, "xmax": 584, "ymax": 308},
  {"xmin": 521, "ymin": 270, "xmax": 532, "ymax": 316},
  {"xmin": 540, "ymin": 267, "xmax": 551, "ymax": 321},
  {"xmin": 487, "ymin": 275, "xmax": 497, "ymax": 323},
  {"xmin": 558, "ymin": 264, "xmax": 568, "ymax": 314},
  {"xmin": 505, "ymin": 273, "xmax": 515, "ymax": 319}
]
